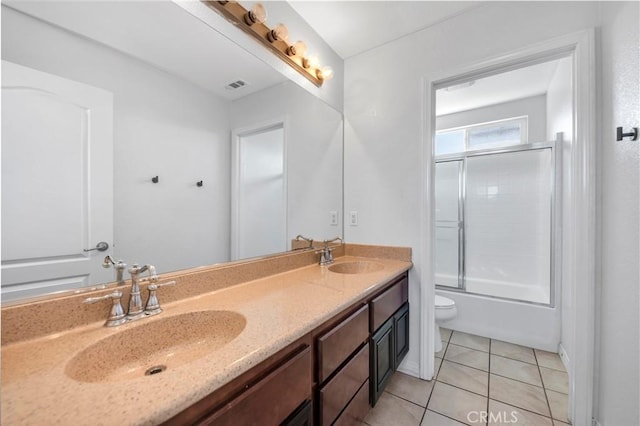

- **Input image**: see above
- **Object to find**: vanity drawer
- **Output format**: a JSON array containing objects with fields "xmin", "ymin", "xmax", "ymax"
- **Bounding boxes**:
[
  {"xmin": 319, "ymin": 343, "xmax": 369, "ymax": 426},
  {"xmin": 371, "ymin": 275, "xmax": 408, "ymax": 332},
  {"xmin": 333, "ymin": 379, "xmax": 371, "ymax": 426},
  {"xmin": 317, "ymin": 304, "xmax": 369, "ymax": 383},
  {"xmin": 201, "ymin": 346, "xmax": 311, "ymax": 426}
]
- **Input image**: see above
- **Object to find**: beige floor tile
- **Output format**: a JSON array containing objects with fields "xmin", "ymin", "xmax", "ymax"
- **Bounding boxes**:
[
  {"xmin": 364, "ymin": 392, "xmax": 424, "ymax": 426},
  {"xmin": 436, "ymin": 341, "xmax": 448, "ymax": 359},
  {"xmin": 535, "ymin": 350, "xmax": 565, "ymax": 371},
  {"xmin": 441, "ymin": 328, "xmax": 453, "ymax": 341},
  {"xmin": 489, "ymin": 374, "xmax": 550, "ymax": 417},
  {"xmin": 488, "ymin": 399, "xmax": 553, "ymax": 425},
  {"xmin": 421, "ymin": 410, "xmax": 467, "ymax": 425},
  {"xmin": 491, "ymin": 355, "xmax": 543, "ymax": 387},
  {"xmin": 450, "ymin": 331, "xmax": 491, "ymax": 352},
  {"xmin": 444, "ymin": 344, "xmax": 490, "ymax": 371},
  {"xmin": 438, "ymin": 360, "xmax": 489, "ymax": 396},
  {"xmin": 552, "ymin": 421, "xmax": 571, "ymax": 425},
  {"xmin": 386, "ymin": 371, "xmax": 434, "ymax": 407},
  {"xmin": 490, "ymin": 340, "xmax": 536, "ymax": 364},
  {"xmin": 547, "ymin": 390, "xmax": 569, "ymax": 423},
  {"xmin": 435, "ymin": 356, "xmax": 444, "ymax": 375},
  {"xmin": 540, "ymin": 367, "xmax": 569, "ymax": 394},
  {"xmin": 428, "ymin": 381, "xmax": 488, "ymax": 425}
]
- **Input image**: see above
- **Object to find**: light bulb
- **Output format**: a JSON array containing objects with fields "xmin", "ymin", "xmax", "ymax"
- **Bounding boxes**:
[
  {"xmin": 267, "ymin": 23, "xmax": 289, "ymax": 43},
  {"xmin": 244, "ymin": 2, "xmax": 267, "ymax": 25},
  {"xmin": 317, "ymin": 66, "xmax": 334, "ymax": 81},
  {"xmin": 303, "ymin": 54, "xmax": 320, "ymax": 69},
  {"xmin": 286, "ymin": 40, "xmax": 307, "ymax": 57}
]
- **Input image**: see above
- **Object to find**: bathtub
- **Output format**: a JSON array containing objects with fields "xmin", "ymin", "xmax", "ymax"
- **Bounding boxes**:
[{"xmin": 436, "ymin": 287, "xmax": 561, "ymax": 352}]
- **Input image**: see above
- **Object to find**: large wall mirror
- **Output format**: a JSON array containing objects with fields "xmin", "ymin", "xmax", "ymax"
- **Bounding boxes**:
[{"xmin": 1, "ymin": 1, "xmax": 344, "ymax": 303}]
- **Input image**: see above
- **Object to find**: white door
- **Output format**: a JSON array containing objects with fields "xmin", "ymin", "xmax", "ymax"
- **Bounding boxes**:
[
  {"xmin": 232, "ymin": 124, "xmax": 286, "ymax": 260},
  {"xmin": 1, "ymin": 61, "xmax": 114, "ymax": 302}
]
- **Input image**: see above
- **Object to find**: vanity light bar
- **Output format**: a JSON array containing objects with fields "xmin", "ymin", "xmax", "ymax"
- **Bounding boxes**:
[{"xmin": 203, "ymin": 1, "xmax": 331, "ymax": 87}]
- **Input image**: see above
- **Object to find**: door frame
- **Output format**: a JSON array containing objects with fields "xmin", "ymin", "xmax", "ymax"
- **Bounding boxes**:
[
  {"xmin": 231, "ymin": 118, "xmax": 288, "ymax": 260},
  {"xmin": 420, "ymin": 29, "xmax": 596, "ymax": 425}
]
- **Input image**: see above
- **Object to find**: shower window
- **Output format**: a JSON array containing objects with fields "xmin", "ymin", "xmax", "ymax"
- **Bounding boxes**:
[{"xmin": 435, "ymin": 116, "xmax": 528, "ymax": 156}]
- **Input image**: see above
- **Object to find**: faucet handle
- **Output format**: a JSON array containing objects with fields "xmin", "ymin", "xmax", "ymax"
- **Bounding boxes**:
[
  {"xmin": 144, "ymin": 281, "xmax": 176, "ymax": 316},
  {"xmin": 83, "ymin": 291, "xmax": 127, "ymax": 327}
]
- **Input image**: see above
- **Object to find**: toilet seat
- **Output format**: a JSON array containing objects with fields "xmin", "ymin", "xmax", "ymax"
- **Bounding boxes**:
[{"xmin": 435, "ymin": 295, "xmax": 455, "ymax": 308}]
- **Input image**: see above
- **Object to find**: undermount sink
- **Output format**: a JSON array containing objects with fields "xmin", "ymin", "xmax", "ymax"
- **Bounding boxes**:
[
  {"xmin": 65, "ymin": 310, "xmax": 246, "ymax": 383},
  {"xmin": 328, "ymin": 261, "xmax": 384, "ymax": 274}
]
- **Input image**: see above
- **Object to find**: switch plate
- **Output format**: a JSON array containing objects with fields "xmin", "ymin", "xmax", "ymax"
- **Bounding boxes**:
[
  {"xmin": 330, "ymin": 210, "xmax": 338, "ymax": 226},
  {"xmin": 349, "ymin": 211, "xmax": 358, "ymax": 226}
]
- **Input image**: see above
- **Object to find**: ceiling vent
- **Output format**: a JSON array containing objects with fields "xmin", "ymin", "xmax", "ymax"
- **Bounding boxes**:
[{"xmin": 225, "ymin": 79, "xmax": 249, "ymax": 90}]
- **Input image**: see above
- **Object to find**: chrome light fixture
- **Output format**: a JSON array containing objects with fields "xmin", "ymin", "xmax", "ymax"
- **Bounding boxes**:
[{"xmin": 205, "ymin": 1, "xmax": 333, "ymax": 86}]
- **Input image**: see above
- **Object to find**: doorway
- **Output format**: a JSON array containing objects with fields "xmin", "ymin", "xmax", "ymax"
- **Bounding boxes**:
[
  {"xmin": 421, "ymin": 30, "xmax": 597, "ymax": 426},
  {"xmin": 231, "ymin": 122, "xmax": 287, "ymax": 260}
]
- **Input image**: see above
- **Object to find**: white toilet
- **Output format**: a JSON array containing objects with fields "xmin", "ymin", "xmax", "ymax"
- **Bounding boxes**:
[{"xmin": 434, "ymin": 295, "xmax": 457, "ymax": 353}]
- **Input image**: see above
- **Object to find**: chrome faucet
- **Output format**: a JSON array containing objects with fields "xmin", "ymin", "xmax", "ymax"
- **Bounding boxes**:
[
  {"xmin": 102, "ymin": 255, "xmax": 127, "ymax": 286},
  {"xmin": 83, "ymin": 262, "xmax": 175, "ymax": 326},
  {"xmin": 295, "ymin": 234, "xmax": 314, "ymax": 249},
  {"xmin": 317, "ymin": 237, "xmax": 343, "ymax": 266},
  {"xmin": 127, "ymin": 264, "xmax": 157, "ymax": 320}
]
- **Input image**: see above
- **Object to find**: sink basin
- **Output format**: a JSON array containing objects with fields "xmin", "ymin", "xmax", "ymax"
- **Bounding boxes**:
[
  {"xmin": 328, "ymin": 261, "xmax": 384, "ymax": 274},
  {"xmin": 65, "ymin": 310, "xmax": 246, "ymax": 383}
]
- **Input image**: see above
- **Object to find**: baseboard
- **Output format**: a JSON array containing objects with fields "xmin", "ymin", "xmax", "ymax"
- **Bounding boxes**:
[
  {"xmin": 397, "ymin": 360, "xmax": 420, "ymax": 378},
  {"xmin": 558, "ymin": 343, "xmax": 571, "ymax": 373}
]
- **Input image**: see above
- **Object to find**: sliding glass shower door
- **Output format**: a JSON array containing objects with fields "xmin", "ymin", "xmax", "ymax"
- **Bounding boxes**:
[
  {"xmin": 435, "ymin": 147, "xmax": 554, "ymax": 305},
  {"xmin": 435, "ymin": 160, "xmax": 463, "ymax": 289}
]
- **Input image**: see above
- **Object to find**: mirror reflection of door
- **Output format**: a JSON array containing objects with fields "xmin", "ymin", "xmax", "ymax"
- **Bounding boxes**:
[
  {"xmin": 232, "ymin": 124, "xmax": 286, "ymax": 260},
  {"xmin": 1, "ymin": 61, "xmax": 114, "ymax": 302}
]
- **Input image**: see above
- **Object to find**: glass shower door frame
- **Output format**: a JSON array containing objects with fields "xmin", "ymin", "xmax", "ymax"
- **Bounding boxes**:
[
  {"xmin": 435, "ymin": 140, "xmax": 558, "ymax": 307},
  {"xmin": 434, "ymin": 159, "xmax": 465, "ymax": 291}
]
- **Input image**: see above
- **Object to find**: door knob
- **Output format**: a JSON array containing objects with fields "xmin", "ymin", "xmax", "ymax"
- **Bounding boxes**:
[{"xmin": 84, "ymin": 241, "xmax": 109, "ymax": 252}]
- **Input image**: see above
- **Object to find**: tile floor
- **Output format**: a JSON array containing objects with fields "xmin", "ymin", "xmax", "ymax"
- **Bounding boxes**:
[{"xmin": 364, "ymin": 329, "xmax": 570, "ymax": 426}]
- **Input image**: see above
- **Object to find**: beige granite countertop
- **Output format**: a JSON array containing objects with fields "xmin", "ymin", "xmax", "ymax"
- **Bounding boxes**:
[{"xmin": 1, "ymin": 254, "xmax": 411, "ymax": 425}]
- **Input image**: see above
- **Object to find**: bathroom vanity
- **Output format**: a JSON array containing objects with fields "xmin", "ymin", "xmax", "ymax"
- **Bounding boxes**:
[{"xmin": 1, "ymin": 244, "xmax": 411, "ymax": 425}]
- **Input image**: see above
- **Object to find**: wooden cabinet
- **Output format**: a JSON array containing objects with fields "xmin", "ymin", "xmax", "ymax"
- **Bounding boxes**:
[
  {"xmin": 371, "ymin": 275, "xmax": 408, "ymax": 331},
  {"xmin": 319, "ymin": 343, "xmax": 369, "ymax": 425},
  {"xmin": 316, "ymin": 304, "xmax": 370, "ymax": 425},
  {"xmin": 394, "ymin": 302, "xmax": 410, "ymax": 365},
  {"xmin": 369, "ymin": 275, "xmax": 410, "ymax": 406},
  {"xmin": 316, "ymin": 304, "xmax": 369, "ymax": 384},
  {"xmin": 282, "ymin": 400, "xmax": 313, "ymax": 426},
  {"xmin": 370, "ymin": 317, "xmax": 395, "ymax": 405},
  {"xmin": 197, "ymin": 346, "xmax": 311, "ymax": 426},
  {"xmin": 333, "ymin": 379, "xmax": 370, "ymax": 426},
  {"xmin": 164, "ymin": 271, "xmax": 410, "ymax": 425}
]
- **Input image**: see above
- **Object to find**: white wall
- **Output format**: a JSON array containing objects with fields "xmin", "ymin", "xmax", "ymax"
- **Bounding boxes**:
[
  {"xmin": 2, "ymin": 6, "xmax": 232, "ymax": 273},
  {"xmin": 546, "ymin": 55, "xmax": 576, "ymax": 371},
  {"xmin": 595, "ymin": 2, "xmax": 639, "ymax": 425},
  {"xmin": 230, "ymin": 82, "xmax": 343, "ymax": 243},
  {"xmin": 437, "ymin": 94, "xmax": 547, "ymax": 143},
  {"xmin": 344, "ymin": 0, "xmax": 602, "ymax": 379}
]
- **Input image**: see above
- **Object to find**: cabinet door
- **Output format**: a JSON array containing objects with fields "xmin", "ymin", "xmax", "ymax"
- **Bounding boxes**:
[
  {"xmin": 394, "ymin": 303, "xmax": 410, "ymax": 366},
  {"xmin": 370, "ymin": 318, "xmax": 394, "ymax": 406}
]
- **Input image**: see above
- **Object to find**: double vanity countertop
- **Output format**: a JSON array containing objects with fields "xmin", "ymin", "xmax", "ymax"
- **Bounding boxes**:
[{"xmin": 1, "ymin": 248, "xmax": 412, "ymax": 426}]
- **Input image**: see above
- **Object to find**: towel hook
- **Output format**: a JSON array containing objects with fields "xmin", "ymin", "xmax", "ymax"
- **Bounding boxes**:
[
  {"xmin": 151, "ymin": 176, "xmax": 159, "ymax": 183},
  {"xmin": 616, "ymin": 127, "xmax": 638, "ymax": 141}
]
